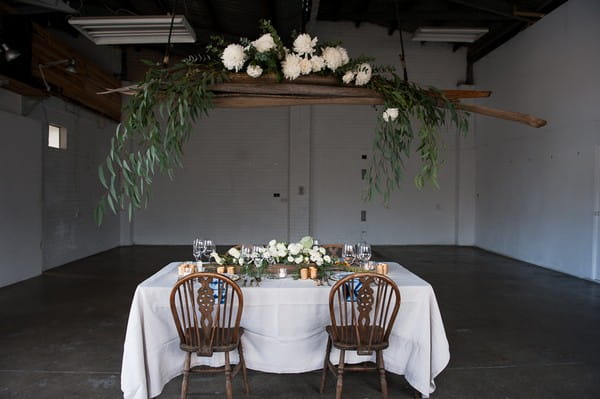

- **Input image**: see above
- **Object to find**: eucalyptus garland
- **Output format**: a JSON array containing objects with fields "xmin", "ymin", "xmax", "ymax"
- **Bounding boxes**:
[{"xmin": 94, "ymin": 20, "xmax": 467, "ymax": 225}]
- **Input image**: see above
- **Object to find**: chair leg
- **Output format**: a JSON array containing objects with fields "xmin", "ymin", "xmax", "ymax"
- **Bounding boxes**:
[
  {"xmin": 181, "ymin": 352, "xmax": 191, "ymax": 399},
  {"xmin": 320, "ymin": 336, "xmax": 332, "ymax": 393},
  {"xmin": 224, "ymin": 351, "xmax": 233, "ymax": 399},
  {"xmin": 376, "ymin": 350, "xmax": 388, "ymax": 399},
  {"xmin": 238, "ymin": 340, "xmax": 250, "ymax": 395},
  {"xmin": 335, "ymin": 349, "xmax": 345, "ymax": 399}
]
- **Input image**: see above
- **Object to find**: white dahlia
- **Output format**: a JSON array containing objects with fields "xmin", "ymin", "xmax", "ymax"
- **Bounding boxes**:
[
  {"xmin": 354, "ymin": 63, "xmax": 372, "ymax": 86},
  {"xmin": 310, "ymin": 55, "xmax": 325, "ymax": 72},
  {"xmin": 252, "ymin": 33, "xmax": 275, "ymax": 53},
  {"xmin": 246, "ymin": 64, "xmax": 263, "ymax": 78},
  {"xmin": 342, "ymin": 70, "xmax": 355, "ymax": 84},
  {"xmin": 282, "ymin": 53, "xmax": 302, "ymax": 80},
  {"xmin": 299, "ymin": 57, "xmax": 312, "ymax": 75},
  {"xmin": 221, "ymin": 44, "xmax": 247, "ymax": 71},
  {"xmin": 337, "ymin": 46, "xmax": 350, "ymax": 65},
  {"xmin": 382, "ymin": 108, "xmax": 399, "ymax": 122},
  {"xmin": 293, "ymin": 33, "xmax": 317, "ymax": 56},
  {"xmin": 322, "ymin": 47, "xmax": 343, "ymax": 71}
]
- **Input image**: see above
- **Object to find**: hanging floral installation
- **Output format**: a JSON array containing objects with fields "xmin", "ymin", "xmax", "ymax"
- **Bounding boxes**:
[{"xmin": 94, "ymin": 20, "xmax": 543, "ymax": 224}]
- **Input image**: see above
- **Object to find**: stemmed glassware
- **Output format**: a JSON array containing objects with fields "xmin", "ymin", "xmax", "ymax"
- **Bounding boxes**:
[
  {"xmin": 356, "ymin": 242, "xmax": 372, "ymax": 270},
  {"xmin": 203, "ymin": 239, "xmax": 216, "ymax": 262},
  {"xmin": 342, "ymin": 243, "xmax": 356, "ymax": 266},
  {"xmin": 192, "ymin": 238, "xmax": 204, "ymax": 265},
  {"xmin": 252, "ymin": 245, "xmax": 265, "ymax": 284}
]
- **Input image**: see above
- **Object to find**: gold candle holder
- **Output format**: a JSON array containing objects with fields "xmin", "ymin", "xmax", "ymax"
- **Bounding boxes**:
[
  {"xmin": 309, "ymin": 266, "xmax": 318, "ymax": 279},
  {"xmin": 217, "ymin": 266, "xmax": 225, "ymax": 274},
  {"xmin": 300, "ymin": 268, "xmax": 309, "ymax": 279},
  {"xmin": 227, "ymin": 266, "xmax": 235, "ymax": 275}
]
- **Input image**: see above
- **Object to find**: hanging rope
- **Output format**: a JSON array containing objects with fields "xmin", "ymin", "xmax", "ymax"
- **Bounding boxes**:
[
  {"xmin": 394, "ymin": 0, "xmax": 408, "ymax": 82},
  {"xmin": 162, "ymin": 0, "xmax": 178, "ymax": 66}
]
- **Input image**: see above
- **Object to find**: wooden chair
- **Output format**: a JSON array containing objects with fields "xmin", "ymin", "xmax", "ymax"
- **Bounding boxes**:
[
  {"xmin": 320, "ymin": 272, "xmax": 401, "ymax": 399},
  {"xmin": 322, "ymin": 243, "xmax": 343, "ymax": 258},
  {"xmin": 170, "ymin": 273, "xmax": 249, "ymax": 399}
]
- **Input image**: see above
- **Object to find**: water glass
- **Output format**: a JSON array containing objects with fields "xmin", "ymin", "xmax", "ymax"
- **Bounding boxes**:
[
  {"xmin": 204, "ymin": 239, "xmax": 216, "ymax": 261},
  {"xmin": 192, "ymin": 238, "xmax": 204, "ymax": 263},
  {"xmin": 342, "ymin": 243, "xmax": 356, "ymax": 265}
]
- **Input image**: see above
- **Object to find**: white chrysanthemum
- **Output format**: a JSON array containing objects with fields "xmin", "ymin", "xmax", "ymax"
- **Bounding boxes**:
[
  {"xmin": 299, "ymin": 57, "xmax": 312, "ymax": 75},
  {"xmin": 321, "ymin": 47, "xmax": 343, "ymax": 71},
  {"xmin": 319, "ymin": 247, "xmax": 326, "ymax": 255},
  {"xmin": 268, "ymin": 239, "xmax": 276, "ymax": 247},
  {"xmin": 221, "ymin": 44, "xmax": 247, "ymax": 71},
  {"xmin": 323, "ymin": 255, "xmax": 331, "ymax": 263},
  {"xmin": 311, "ymin": 55, "xmax": 325, "ymax": 72},
  {"xmin": 282, "ymin": 53, "xmax": 302, "ymax": 80},
  {"xmin": 337, "ymin": 46, "xmax": 350, "ymax": 65},
  {"xmin": 252, "ymin": 33, "xmax": 275, "ymax": 53},
  {"xmin": 287, "ymin": 256, "xmax": 295, "ymax": 263},
  {"xmin": 316, "ymin": 258, "xmax": 324, "ymax": 266},
  {"xmin": 246, "ymin": 64, "xmax": 263, "ymax": 78},
  {"xmin": 382, "ymin": 108, "xmax": 399, "ymax": 122},
  {"xmin": 342, "ymin": 70, "xmax": 355, "ymax": 84},
  {"xmin": 293, "ymin": 33, "xmax": 317, "ymax": 55},
  {"xmin": 288, "ymin": 243, "xmax": 301, "ymax": 255},
  {"xmin": 355, "ymin": 63, "xmax": 372, "ymax": 86},
  {"xmin": 294, "ymin": 256, "xmax": 304, "ymax": 264}
]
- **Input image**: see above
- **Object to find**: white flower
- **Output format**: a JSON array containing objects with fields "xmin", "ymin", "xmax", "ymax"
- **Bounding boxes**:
[
  {"xmin": 282, "ymin": 54, "xmax": 302, "ymax": 80},
  {"xmin": 252, "ymin": 33, "xmax": 275, "ymax": 53},
  {"xmin": 299, "ymin": 57, "xmax": 312, "ymax": 75},
  {"xmin": 337, "ymin": 46, "xmax": 350, "ymax": 65},
  {"xmin": 382, "ymin": 108, "xmax": 399, "ymax": 122},
  {"xmin": 246, "ymin": 64, "xmax": 263, "ymax": 78},
  {"xmin": 277, "ymin": 249, "xmax": 287, "ymax": 257},
  {"xmin": 276, "ymin": 242, "xmax": 287, "ymax": 251},
  {"xmin": 319, "ymin": 247, "xmax": 326, "ymax": 255},
  {"xmin": 293, "ymin": 33, "xmax": 317, "ymax": 56},
  {"xmin": 321, "ymin": 47, "xmax": 343, "ymax": 71},
  {"xmin": 294, "ymin": 256, "xmax": 304, "ymax": 264},
  {"xmin": 228, "ymin": 247, "xmax": 241, "ymax": 258},
  {"xmin": 354, "ymin": 63, "xmax": 372, "ymax": 86},
  {"xmin": 342, "ymin": 70, "xmax": 355, "ymax": 84},
  {"xmin": 268, "ymin": 247, "xmax": 279, "ymax": 257},
  {"xmin": 324, "ymin": 255, "xmax": 331, "ymax": 263},
  {"xmin": 311, "ymin": 55, "xmax": 325, "ymax": 72},
  {"xmin": 315, "ymin": 258, "xmax": 324, "ymax": 266},
  {"xmin": 287, "ymin": 256, "xmax": 295, "ymax": 263},
  {"xmin": 300, "ymin": 236, "xmax": 314, "ymax": 249},
  {"xmin": 221, "ymin": 44, "xmax": 247, "ymax": 72},
  {"xmin": 288, "ymin": 243, "xmax": 301, "ymax": 255},
  {"xmin": 238, "ymin": 257, "xmax": 245, "ymax": 266},
  {"xmin": 211, "ymin": 252, "xmax": 224, "ymax": 265},
  {"xmin": 268, "ymin": 239, "xmax": 277, "ymax": 247}
]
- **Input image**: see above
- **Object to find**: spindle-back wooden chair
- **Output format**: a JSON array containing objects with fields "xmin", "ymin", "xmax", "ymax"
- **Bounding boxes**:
[
  {"xmin": 320, "ymin": 272, "xmax": 401, "ymax": 399},
  {"xmin": 170, "ymin": 273, "xmax": 249, "ymax": 399}
]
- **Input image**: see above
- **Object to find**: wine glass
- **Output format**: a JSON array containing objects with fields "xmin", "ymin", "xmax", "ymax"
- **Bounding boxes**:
[
  {"xmin": 342, "ymin": 243, "xmax": 356, "ymax": 266},
  {"xmin": 357, "ymin": 242, "xmax": 372, "ymax": 270},
  {"xmin": 204, "ymin": 239, "xmax": 216, "ymax": 262},
  {"xmin": 192, "ymin": 238, "xmax": 203, "ymax": 264}
]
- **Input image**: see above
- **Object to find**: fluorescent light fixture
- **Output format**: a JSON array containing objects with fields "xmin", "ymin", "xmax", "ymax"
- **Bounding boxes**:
[
  {"xmin": 412, "ymin": 27, "xmax": 489, "ymax": 43},
  {"xmin": 68, "ymin": 15, "xmax": 197, "ymax": 45}
]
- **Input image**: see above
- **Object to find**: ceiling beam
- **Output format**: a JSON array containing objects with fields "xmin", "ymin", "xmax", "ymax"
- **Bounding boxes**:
[{"xmin": 449, "ymin": 0, "xmax": 532, "ymax": 23}]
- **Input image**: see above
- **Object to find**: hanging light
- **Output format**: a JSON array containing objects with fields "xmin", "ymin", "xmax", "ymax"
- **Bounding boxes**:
[
  {"xmin": 1, "ymin": 43, "xmax": 21, "ymax": 62},
  {"xmin": 38, "ymin": 59, "xmax": 78, "ymax": 91}
]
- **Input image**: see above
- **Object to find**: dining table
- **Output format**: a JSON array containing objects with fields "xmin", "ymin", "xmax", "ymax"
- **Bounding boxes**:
[{"xmin": 120, "ymin": 261, "xmax": 449, "ymax": 398}]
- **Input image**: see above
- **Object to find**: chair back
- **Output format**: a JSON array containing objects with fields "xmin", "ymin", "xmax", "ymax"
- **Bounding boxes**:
[
  {"xmin": 322, "ymin": 243, "xmax": 343, "ymax": 258},
  {"xmin": 329, "ymin": 273, "xmax": 401, "ymax": 355},
  {"xmin": 170, "ymin": 273, "xmax": 244, "ymax": 356}
]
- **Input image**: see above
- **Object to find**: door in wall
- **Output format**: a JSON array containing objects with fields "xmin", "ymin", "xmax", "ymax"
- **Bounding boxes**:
[{"xmin": 133, "ymin": 108, "xmax": 290, "ymax": 245}]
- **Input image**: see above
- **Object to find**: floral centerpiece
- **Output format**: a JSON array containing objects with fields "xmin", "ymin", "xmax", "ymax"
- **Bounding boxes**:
[{"xmin": 209, "ymin": 236, "xmax": 338, "ymax": 285}]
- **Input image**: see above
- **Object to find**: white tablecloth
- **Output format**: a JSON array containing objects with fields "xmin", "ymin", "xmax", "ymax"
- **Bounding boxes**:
[{"xmin": 121, "ymin": 262, "xmax": 449, "ymax": 398}]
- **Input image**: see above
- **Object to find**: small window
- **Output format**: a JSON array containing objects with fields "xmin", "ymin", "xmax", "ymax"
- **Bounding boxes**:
[{"xmin": 48, "ymin": 124, "xmax": 67, "ymax": 149}]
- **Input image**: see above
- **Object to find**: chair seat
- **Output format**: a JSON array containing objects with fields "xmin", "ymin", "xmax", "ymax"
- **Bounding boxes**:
[
  {"xmin": 326, "ymin": 325, "xmax": 389, "ymax": 351},
  {"xmin": 180, "ymin": 327, "xmax": 244, "ymax": 354}
]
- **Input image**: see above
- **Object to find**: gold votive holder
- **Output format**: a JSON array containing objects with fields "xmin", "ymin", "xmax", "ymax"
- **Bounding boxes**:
[
  {"xmin": 217, "ymin": 266, "xmax": 225, "ymax": 274},
  {"xmin": 309, "ymin": 266, "xmax": 318, "ymax": 279},
  {"xmin": 300, "ymin": 268, "xmax": 309, "ymax": 279},
  {"xmin": 227, "ymin": 266, "xmax": 236, "ymax": 275}
]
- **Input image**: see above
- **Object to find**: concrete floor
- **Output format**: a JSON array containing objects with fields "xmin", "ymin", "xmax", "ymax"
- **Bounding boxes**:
[{"xmin": 1, "ymin": 245, "xmax": 599, "ymax": 398}]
